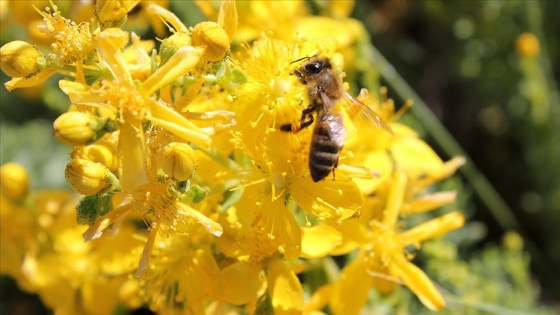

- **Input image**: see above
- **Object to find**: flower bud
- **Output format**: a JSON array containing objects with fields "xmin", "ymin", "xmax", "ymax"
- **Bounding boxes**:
[
  {"xmin": 65, "ymin": 158, "xmax": 119, "ymax": 195},
  {"xmin": 161, "ymin": 142, "xmax": 197, "ymax": 181},
  {"xmin": 0, "ymin": 40, "xmax": 45, "ymax": 77},
  {"xmin": 53, "ymin": 111, "xmax": 106, "ymax": 147},
  {"xmin": 191, "ymin": 21, "xmax": 230, "ymax": 62},
  {"xmin": 0, "ymin": 162, "xmax": 29, "ymax": 201},
  {"xmin": 95, "ymin": 0, "xmax": 137, "ymax": 29},
  {"xmin": 160, "ymin": 32, "xmax": 192, "ymax": 65},
  {"xmin": 71, "ymin": 142, "xmax": 118, "ymax": 173}
]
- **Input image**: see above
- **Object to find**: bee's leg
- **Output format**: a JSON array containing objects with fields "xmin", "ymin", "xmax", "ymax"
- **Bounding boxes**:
[
  {"xmin": 280, "ymin": 104, "xmax": 316, "ymax": 133},
  {"xmin": 300, "ymin": 104, "xmax": 317, "ymax": 119},
  {"xmin": 280, "ymin": 114, "xmax": 314, "ymax": 133},
  {"xmin": 332, "ymin": 156, "xmax": 339, "ymax": 181}
]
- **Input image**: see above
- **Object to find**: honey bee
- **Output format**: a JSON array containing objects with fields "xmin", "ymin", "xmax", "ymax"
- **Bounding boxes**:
[{"xmin": 280, "ymin": 56, "xmax": 393, "ymax": 182}]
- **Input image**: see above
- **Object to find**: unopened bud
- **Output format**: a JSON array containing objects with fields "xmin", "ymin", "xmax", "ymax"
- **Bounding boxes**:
[
  {"xmin": 0, "ymin": 162, "xmax": 29, "ymax": 201},
  {"xmin": 161, "ymin": 142, "xmax": 197, "ymax": 181},
  {"xmin": 191, "ymin": 21, "xmax": 230, "ymax": 62},
  {"xmin": 95, "ymin": 0, "xmax": 138, "ymax": 29},
  {"xmin": 0, "ymin": 40, "xmax": 45, "ymax": 77},
  {"xmin": 54, "ymin": 111, "xmax": 107, "ymax": 147},
  {"xmin": 160, "ymin": 32, "xmax": 192, "ymax": 65},
  {"xmin": 65, "ymin": 158, "xmax": 120, "ymax": 195},
  {"xmin": 71, "ymin": 141, "xmax": 118, "ymax": 173}
]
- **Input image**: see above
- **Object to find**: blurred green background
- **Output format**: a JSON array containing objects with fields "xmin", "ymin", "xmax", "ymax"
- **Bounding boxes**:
[
  {"xmin": 1, "ymin": 0, "xmax": 559, "ymax": 313},
  {"xmin": 353, "ymin": 0, "xmax": 560, "ymax": 307}
]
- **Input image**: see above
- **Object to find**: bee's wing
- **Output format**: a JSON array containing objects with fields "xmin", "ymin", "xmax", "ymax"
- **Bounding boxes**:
[
  {"xmin": 344, "ymin": 91, "xmax": 393, "ymax": 135},
  {"xmin": 319, "ymin": 90, "xmax": 347, "ymax": 146}
]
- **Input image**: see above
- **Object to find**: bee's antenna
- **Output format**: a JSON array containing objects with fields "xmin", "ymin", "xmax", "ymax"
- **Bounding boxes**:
[
  {"xmin": 290, "ymin": 53, "xmax": 320, "ymax": 65},
  {"xmin": 290, "ymin": 56, "xmax": 311, "ymax": 64}
]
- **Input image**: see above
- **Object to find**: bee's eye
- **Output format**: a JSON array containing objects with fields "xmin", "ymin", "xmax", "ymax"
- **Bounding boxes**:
[{"xmin": 304, "ymin": 62, "xmax": 322, "ymax": 75}]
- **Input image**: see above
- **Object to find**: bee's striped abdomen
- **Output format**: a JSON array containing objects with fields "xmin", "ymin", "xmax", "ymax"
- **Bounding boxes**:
[{"xmin": 309, "ymin": 121, "xmax": 341, "ymax": 182}]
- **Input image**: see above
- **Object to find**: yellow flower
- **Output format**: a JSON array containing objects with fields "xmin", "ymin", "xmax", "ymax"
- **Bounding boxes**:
[
  {"xmin": 58, "ymin": 27, "xmax": 210, "ymax": 192},
  {"xmin": 138, "ymin": 226, "xmax": 220, "ymax": 314},
  {"xmin": 214, "ymin": 208, "xmax": 304, "ymax": 313},
  {"xmin": 1, "ymin": 167, "xmax": 143, "ymax": 314},
  {"xmin": 228, "ymin": 36, "xmax": 370, "ymax": 260},
  {"xmin": 3, "ymin": 2, "xmax": 96, "ymax": 90},
  {"xmin": 324, "ymin": 169, "xmax": 465, "ymax": 313}
]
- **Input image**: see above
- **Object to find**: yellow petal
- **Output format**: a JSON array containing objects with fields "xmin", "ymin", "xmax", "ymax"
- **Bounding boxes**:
[
  {"xmin": 118, "ymin": 119, "xmax": 147, "ymax": 193},
  {"xmin": 218, "ymin": 262, "xmax": 261, "ymax": 305},
  {"xmin": 217, "ymin": 0, "xmax": 238, "ymax": 40},
  {"xmin": 330, "ymin": 257, "xmax": 372, "ymax": 315},
  {"xmin": 59, "ymin": 80, "xmax": 106, "ymax": 104},
  {"xmin": 177, "ymin": 202, "xmax": 223, "ymax": 237},
  {"xmin": 388, "ymin": 257, "xmax": 445, "ymax": 311},
  {"xmin": 390, "ymin": 137, "xmax": 443, "ymax": 177},
  {"xmin": 82, "ymin": 203, "xmax": 132, "ymax": 241},
  {"xmin": 236, "ymin": 184, "xmax": 302, "ymax": 261},
  {"xmin": 300, "ymin": 225, "xmax": 342, "ymax": 258},
  {"xmin": 95, "ymin": 28, "xmax": 132, "ymax": 84},
  {"xmin": 147, "ymin": 99, "xmax": 211, "ymax": 149},
  {"xmin": 140, "ymin": 45, "xmax": 205, "ymax": 96},
  {"xmin": 81, "ymin": 276, "xmax": 123, "ymax": 315},
  {"xmin": 382, "ymin": 169, "xmax": 407, "ymax": 226},
  {"xmin": 352, "ymin": 151, "xmax": 393, "ymax": 195},
  {"xmin": 293, "ymin": 17, "xmax": 361, "ymax": 49},
  {"xmin": 328, "ymin": 0, "xmax": 355, "ymax": 18},
  {"xmin": 303, "ymin": 284, "xmax": 332, "ymax": 313},
  {"xmin": 400, "ymin": 211, "xmax": 465, "ymax": 244},
  {"xmin": 4, "ymin": 68, "xmax": 56, "ymax": 91},
  {"xmin": 267, "ymin": 259, "xmax": 304, "ymax": 315},
  {"xmin": 146, "ymin": 3, "xmax": 187, "ymax": 33},
  {"xmin": 404, "ymin": 191, "xmax": 457, "ymax": 214},
  {"xmin": 291, "ymin": 177, "xmax": 363, "ymax": 221},
  {"xmin": 327, "ymin": 219, "xmax": 369, "ymax": 256}
]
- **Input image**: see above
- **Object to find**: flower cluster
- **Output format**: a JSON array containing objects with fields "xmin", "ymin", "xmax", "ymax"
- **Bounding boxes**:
[{"xmin": 1, "ymin": 1, "xmax": 465, "ymax": 314}]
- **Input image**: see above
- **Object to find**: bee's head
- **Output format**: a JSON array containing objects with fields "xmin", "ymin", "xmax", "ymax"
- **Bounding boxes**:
[{"xmin": 290, "ymin": 55, "xmax": 331, "ymax": 85}]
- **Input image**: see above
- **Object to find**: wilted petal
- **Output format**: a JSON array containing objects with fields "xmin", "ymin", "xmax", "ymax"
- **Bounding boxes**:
[
  {"xmin": 177, "ymin": 203, "xmax": 223, "ymax": 237},
  {"xmin": 82, "ymin": 203, "xmax": 132, "ymax": 241}
]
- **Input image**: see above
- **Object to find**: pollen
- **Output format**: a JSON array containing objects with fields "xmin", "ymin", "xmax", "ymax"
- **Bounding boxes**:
[{"xmin": 38, "ymin": 3, "xmax": 95, "ymax": 63}]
